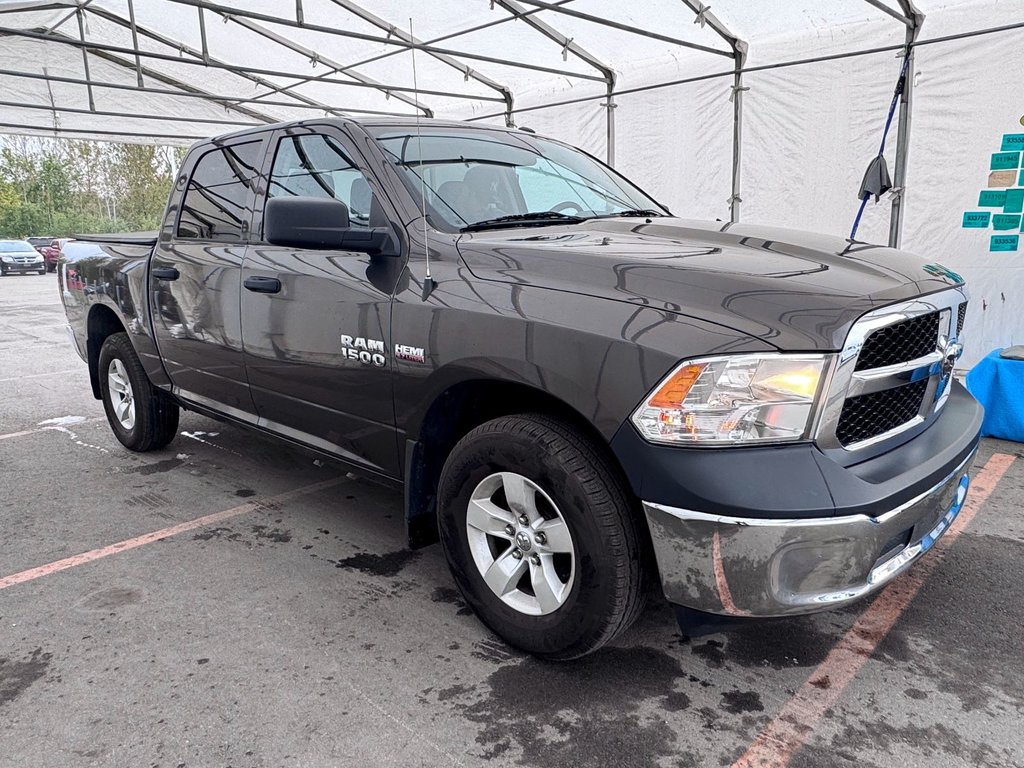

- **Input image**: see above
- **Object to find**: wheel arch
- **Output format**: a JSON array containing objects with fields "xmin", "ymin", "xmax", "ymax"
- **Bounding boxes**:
[
  {"xmin": 403, "ymin": 375, "xmax": 638, "ymax": 549},
  {"xmin": 86, "ymin": 304, "xmax": 128, "ymax": 399}
]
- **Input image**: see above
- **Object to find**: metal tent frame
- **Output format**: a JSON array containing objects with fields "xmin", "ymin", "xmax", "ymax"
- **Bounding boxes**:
[{"xmin": 0, "ymin": 0, "xmax": 994, "ymax": 245}]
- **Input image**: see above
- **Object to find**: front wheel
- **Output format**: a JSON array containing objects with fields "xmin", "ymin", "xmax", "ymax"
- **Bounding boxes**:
[
  {"xmin": 98, "ymin": 332, "xmax": 179, "ymax": 451},
  {"xmin": 438, "ymin": 414, "xmax": 648, "ymax": 660}
]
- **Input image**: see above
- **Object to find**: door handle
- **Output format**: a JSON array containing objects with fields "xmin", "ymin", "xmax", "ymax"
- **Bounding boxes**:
[
  {"xmin": 244, "ymin": 276, "xmax": 282, "ymax": 294},
  {"xmin": 151, "ymin": 266, "xmax": 180, "ymax": 281}
]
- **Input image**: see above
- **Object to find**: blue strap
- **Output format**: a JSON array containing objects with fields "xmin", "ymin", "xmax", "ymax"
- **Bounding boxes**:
[{"xmin": 850, "ymin": 49, "xmax": 912, "ymax": 241}]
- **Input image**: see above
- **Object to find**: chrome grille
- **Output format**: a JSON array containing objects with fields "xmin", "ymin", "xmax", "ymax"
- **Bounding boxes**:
[
  {"xmin": 816, "ymin": 288, "xmax": 968, "ymax": 451},
  {"xmin": 836, "ymin": 379, "xmax": 928, "ymax": 446},
  {"xmin": 854, "ymin": 313, "xmax": 940, "ymax": 371}
]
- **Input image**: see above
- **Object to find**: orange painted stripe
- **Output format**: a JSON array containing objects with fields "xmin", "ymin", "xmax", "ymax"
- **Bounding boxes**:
[
  {"xmin": 732, "ymin": 452, "xmax": 1015, "ymax": 768},
  {"xmin": 0, "ymin": 476, "xmax": 347, "ymax": 591}
]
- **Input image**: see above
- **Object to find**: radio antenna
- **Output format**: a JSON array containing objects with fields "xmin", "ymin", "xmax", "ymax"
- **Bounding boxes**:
[{"xmin": 410, "ymin": 17, "xmax": 435, "ymax": 301}]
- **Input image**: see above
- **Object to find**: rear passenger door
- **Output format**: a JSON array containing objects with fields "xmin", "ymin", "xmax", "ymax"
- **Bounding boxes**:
[
  {"xmin": 240, "ymin": 125, "xmax": 404, "ymax": 477},
  {"xmin": 150, "ymin": 138, "xmax": 265, "ymax": 420}
]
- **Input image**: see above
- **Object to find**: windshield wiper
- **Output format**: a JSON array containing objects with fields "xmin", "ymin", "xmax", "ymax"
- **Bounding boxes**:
[
  {"xmin": 461, "ymin": 211, "xmax": 585, "ymax": 232},
  {"xmin": 588, "ymin": 208, "xmax": 666, "ymax": 219}
]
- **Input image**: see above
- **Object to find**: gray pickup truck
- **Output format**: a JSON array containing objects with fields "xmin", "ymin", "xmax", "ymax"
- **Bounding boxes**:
[{"xmin": 59, "ymin": 118, "xmax": 982, "ymax": 659}]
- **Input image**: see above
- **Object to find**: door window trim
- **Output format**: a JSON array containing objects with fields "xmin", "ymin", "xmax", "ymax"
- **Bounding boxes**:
[{"xmin": 173, "ymin": 137, "xmax": 266, "ymax": 244}]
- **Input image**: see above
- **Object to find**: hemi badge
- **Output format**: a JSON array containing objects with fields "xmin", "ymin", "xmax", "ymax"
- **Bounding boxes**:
[{"xmin": 395, "ymin": 344, "xmax": 425, "ymax": 363}]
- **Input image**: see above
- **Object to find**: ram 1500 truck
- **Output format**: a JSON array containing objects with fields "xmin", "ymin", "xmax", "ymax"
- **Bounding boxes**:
[{"xmin": 59, "ymin": 118, "xmax": 982, "ymax": 660}]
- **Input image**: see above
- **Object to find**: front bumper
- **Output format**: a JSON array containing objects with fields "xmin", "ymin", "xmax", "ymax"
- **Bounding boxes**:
[
  {"xmin": 2, "ymin": 261, "xmax": 45, "ymax": 272},
  {"xmin": 613, "ymin": 381, "xmax": 984, "ymax": 618},
  {"xmin": 643, "ymin": 448, "xmax": 975, "ymax": 616}
]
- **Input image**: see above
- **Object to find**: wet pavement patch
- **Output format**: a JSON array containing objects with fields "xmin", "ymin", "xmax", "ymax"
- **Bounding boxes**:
[
  {"xmin": 431, "ymin": 586, "xmax": 473, "ymax": 616},
  {"xmin": 75, "ymin": 586, "xmax": 143, "ymax": 612},
  {"xmin": 192, "ymin": 526, "xmax": 241, "ymax": 542},
  {"xmin": 826, "ymin": 719, "xmax": 1014, "ymax": 766},
  {"xmin": 125, "ymin": 457, "xmax": 183, "ymax": 475},
  {"xmin": 0, "ymin": 649, "xmax": 52, "ymax": 707},
  {"xmin": 879, "ymin": 532, "xmax": 1024, "ymax": 713},
  {"xmin": 662, "ymin": 691, "xmax": 691, "ymax": 712},
  {"xmin": 251, "ymin": 524, "xmax": 291, "ymax": 543},
  {"xmin": 685, "ymin": 616, "xmax": 839, "ymax": 671},
  {"xmin": 720, "ymin": 690, "xmax": 764, "ymax": 715},
  {"xmin": 440, "ymin": 646, "xmax": 684, "ymax": 767},
  {"xmin": 334, "ymin": 549, "xmax": 419, "ymax": 578}
]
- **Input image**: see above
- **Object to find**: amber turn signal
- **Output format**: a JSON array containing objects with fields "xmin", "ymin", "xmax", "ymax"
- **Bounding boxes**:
[{"xmin": 648, "ymin": 363, "xmax": 706, "ymax": 408}]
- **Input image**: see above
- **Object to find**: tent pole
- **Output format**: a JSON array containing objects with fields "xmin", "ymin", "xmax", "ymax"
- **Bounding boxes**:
[
  {"xmin": 163, "ymin": 0, "xmax": 603, "ymax": 83},
  {"xmin": 75, "ymin": 7, "xmax": 94, "ymax": 111},
  {"xmin": 491, "ymin": 0, "xmax": 616, "ymax": 162},
  {"xmin": 0, "ymin": 67, "xmax": 416, "ymax": 118},
  {"xmin": 510, "ymin": 0, "xmax": 732, "ymax": 58},
  {"xmin": 889, "ymin": 3, "xmax": 924, "ymax": 248},
  {"xmin": 604, "ymin": 79, "xmax": 616, "ymax": 166},
  {"xmin": 125, "ymin": 0, "xmax": 144, "ymax": 87},
  {"xmin": 678, "ymin": 2, "xmax": 747, "ymax": 221},
  {"xmin": 730, "ymin": 42, "xmax": 748, "ymax": 223},
  {"xmin": 324, "ymin": 0, "xmax": 516, "ymax": 127}
]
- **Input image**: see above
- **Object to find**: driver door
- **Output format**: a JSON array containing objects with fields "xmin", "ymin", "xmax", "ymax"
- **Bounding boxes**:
[{"xmin": 240, "ymin": 125, "xmax": 403, "ymax": 477}]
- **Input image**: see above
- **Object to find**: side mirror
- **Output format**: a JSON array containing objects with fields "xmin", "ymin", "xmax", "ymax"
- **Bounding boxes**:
[{"xmin": 264, "ymin": 196, "xmax": 399, "ymax": 256}]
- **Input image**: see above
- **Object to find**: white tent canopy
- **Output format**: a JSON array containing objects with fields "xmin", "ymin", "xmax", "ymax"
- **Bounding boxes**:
[{"xmin": 1, "ymin": 0, "xmax": 1022, "ymax": 365}]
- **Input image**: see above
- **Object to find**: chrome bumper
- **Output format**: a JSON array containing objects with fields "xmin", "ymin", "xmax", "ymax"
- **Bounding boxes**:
[{"xmin": 643, "ymin": 449, "xmax": 976, "ymax": 617}]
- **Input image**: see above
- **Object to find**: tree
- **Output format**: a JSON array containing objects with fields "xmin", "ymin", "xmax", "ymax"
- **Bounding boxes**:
[{"xmin": 0, "ymin": 135, "xmax": 182, "ymax": 238}]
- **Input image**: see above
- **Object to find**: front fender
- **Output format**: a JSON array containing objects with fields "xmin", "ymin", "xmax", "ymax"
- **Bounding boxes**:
[{"xmin": 392, "ymin": 271, "xmax": 775, "ymax": 443}]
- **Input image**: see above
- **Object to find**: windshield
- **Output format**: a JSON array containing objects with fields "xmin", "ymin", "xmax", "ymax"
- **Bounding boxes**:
[
  {"xmin": 0, "ymin": 241, "xmax": 34, "ymax": 252},
  {"xmin": 369, "ymin": 126, "xmax": 668, "ymax": 231}
]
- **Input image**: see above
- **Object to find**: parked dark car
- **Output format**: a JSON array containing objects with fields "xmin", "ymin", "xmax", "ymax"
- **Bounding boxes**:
[
  {"xmin": 1, "ymin": 239, "xmax": 47, "ymax": 275},
  {"xmin": 27, "ymin": 235, "xmax": 56, "ymax": 251},
  {"xmin": 59, "ymin": 118, "xmax": 982, "ymax": 660}
]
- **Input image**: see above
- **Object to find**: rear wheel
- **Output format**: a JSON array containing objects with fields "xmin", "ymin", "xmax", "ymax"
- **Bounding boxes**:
[
  {"xmin": 438, "ymin": 414, "xmax": 648, "ymax": 660},
  {"xmin": 98, "ymin": 332, "xmax": 179, "ymax": 451}
]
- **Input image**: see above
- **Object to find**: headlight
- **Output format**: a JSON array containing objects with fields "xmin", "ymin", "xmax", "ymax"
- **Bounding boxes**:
[
  {"xmin": 630, "ymin": 354, "xmax": 832, "ymax": 445},
  {"xmin": 1, "ymin": 256, "xmax": 13, "ymax": 263}
]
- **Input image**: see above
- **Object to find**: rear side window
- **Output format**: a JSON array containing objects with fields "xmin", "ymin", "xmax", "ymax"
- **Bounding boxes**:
[
  {"xmin": 268, "ymin": 134, "xmax": 376, "ymax": 228},
  {"xmin": 177, "ymin": 141, "xmax": 261, "ymax": 241}
]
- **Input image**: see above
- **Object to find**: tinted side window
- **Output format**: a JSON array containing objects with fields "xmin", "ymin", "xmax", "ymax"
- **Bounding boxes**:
[
  {"xmin": 268, "ymin": 134, "xmax": 376, "ymax": 228},
  {"xmin": 177, "ymin": 141, "xmax": 261, "ymax": 241}
]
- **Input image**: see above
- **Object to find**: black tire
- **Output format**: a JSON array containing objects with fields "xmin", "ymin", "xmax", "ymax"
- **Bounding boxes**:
[
  {"xmin": 438, "ymin": 414, "xmax": 648, "ymax": 660},
  {"xmin": 98, "ymin": 332, "xmax": 179, "ymax": 451},
  {"xmin": 0, "ymin": 265, "xmax": 6, "ymax": 276}
]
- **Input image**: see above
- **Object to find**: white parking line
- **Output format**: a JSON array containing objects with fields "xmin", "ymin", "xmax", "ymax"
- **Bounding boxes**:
[
  {"xmin": 0, "ymin": 417, "xmax": 105, "ymax": 441},
  {"xmin": 0, "ymin": 369, "xmax": 80, "ymax": 384}
]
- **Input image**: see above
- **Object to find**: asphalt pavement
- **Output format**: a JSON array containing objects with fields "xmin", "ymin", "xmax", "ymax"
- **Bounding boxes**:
[{"xmin": 1, "ymin": 273, "xmax": 1022, "ymax": 768}]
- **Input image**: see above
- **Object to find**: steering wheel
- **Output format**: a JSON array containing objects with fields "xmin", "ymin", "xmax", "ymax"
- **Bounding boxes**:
[{"xmin": 550, "ymin": 201, "xmax": 585, "ymax": 215}]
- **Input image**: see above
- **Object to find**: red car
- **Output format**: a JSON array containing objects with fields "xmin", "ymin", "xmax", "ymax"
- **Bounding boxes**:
[
  {"xmin": 40, "ymin": 238, "xmax": 72, "ymax": 272},
  {"xmin": 27, "ymin": 236, "xmax": 62, "ymax": 272}
]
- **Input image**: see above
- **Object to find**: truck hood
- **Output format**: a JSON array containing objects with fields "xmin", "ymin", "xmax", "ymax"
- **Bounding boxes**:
[{"xmin": 456, "ymin": 217, "xmax": 964, "ymax": 351}]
